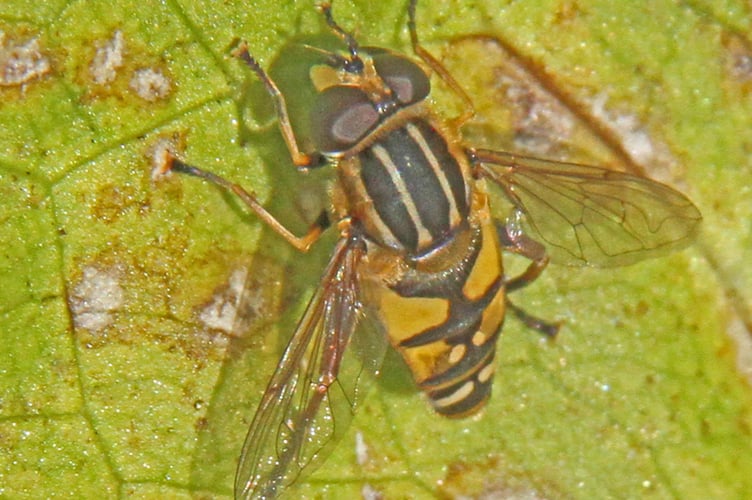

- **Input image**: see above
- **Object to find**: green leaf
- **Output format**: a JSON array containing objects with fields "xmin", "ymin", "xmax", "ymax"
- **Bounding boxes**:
[{"xmin": 1, "ymin": 0, "xmax": 751, "ymax": 498}]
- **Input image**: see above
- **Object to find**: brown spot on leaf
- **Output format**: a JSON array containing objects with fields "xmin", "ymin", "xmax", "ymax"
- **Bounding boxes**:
[
  {"xmin": 92, "ymin": 184, "xmax": 138, "ymax": 224},
  {"xmin": 722, "ymin": 32, "xmax": 752, "ymax": 94},
  {"xmin": 439, "ymin": 455, "xmax": 568, "ymax": 499},
  {"xmin": 79, "ymin": 27, "xmax": 174, "ymax": 103}
]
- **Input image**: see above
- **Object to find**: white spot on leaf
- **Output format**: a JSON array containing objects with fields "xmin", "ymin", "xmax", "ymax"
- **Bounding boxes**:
[
  {"xmin": 355, "ymin": 430, "xmax": 369, "ymax": 466},
  {"xmin": 199, "ymin": 267, "xmax": 249, "ymax": 335},
  {"xmin": 69, "ymin": 266, "xmax": 124, "ymax": 332},
  {"xmin": 130, "ymin": 67, "xmax": 171, "ymax": 101},
  {"xmin": 361, "ymin": 483, "xmax": 382, "ymax": 500},
  {"xmin": 0, "ymin": 30, "xmax": 50, "ymax": 87},
  {"xmin": 90, "ymin": 30, "xmax": 124, "ymax": 85},
  {"xmin": 148, "ymin": 136, "xmax": 179, "ymax": 181},
  {"xmin": 589, "ymin": 93, "xmax": 678, "ymax": 182}
]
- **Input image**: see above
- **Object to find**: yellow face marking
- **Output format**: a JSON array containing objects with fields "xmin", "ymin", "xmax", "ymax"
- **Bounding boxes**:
[
  {"xmin": 433, "ymin": 381, "xmax": 475, "ymax": 409},
  {"xmin": 477, "ymin": 363, "xmax": 495, "ymax": 384},
  {"xmin": 309, "ymin": 64, "xmax": 339, "ymax": 91},
  {"xmin": 462, "ymin": 215, "xmax": 502, "ymax": 301},
  {"xmin": 472, "ymin": 330, "xmax": 488, "ymax": 347},
  {"xmin": 448, "ymin": 344, "xmax": 466, "ymax": 364},
  {"xmin": 378, "ymin": 287, "xmax": 449, "ymax": 344}
]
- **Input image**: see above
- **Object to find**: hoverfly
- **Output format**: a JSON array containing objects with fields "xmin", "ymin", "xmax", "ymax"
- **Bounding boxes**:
[{"xmin": 156, "ymin": 1, "xmax": 701, "ymax": 497}]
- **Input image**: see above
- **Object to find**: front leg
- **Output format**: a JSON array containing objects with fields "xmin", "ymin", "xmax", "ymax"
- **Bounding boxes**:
[
  {"xmin": 233, "ymin": 42, "xmax": 326, "ymax": 170},
  {"xmin": 159, "ymin": 155, "xmax": 330, "ymax": 252}
]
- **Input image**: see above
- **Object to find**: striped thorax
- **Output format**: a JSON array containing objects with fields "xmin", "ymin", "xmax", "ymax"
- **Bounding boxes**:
[{"xmin": 337, "ymin": 116, "xmax": 471, "ymax": 256}]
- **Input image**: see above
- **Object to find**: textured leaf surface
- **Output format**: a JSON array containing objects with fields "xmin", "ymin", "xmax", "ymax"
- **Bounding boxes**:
[{"xmin": 1, "ymin": 0, "xmax": 751, "ymax": 498}]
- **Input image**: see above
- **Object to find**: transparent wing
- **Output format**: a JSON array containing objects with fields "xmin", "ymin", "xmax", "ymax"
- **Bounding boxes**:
[
  {"xmin": 472, "ymin": 149, "xmax": 702, "ymax": 266},
  {"xmin": 235, "ymin": 235, "xmax": 387, "ymax": 499}
]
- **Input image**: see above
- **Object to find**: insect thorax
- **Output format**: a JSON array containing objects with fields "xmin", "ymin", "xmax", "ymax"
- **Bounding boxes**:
[{"xmin": 336, "ymin": 116, "xmax": 472, "ymax": 257}]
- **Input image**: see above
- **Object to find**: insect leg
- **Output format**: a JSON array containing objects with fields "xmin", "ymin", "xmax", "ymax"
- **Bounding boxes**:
[
  {"xmin": 167, "ymin": 156, "xmax": 330, "ymax": 252},
  {"xmin": 233, "ymin": 42, "xmax": 326, "ymax": 171},
  {"xmin": 497, "ymin": 221, "xmax": 561, "ymax": 337},
  {"xmin": 318, "ymin": 2, "xmax": 361, "ymax": 62},
  {"xmin": 407, "ymin": 0, "xmax": 475, "ymax": 128},
  {"xmin": 506, "ymin": 300, "xmax": 559, "ymax": 338},
  {"xmin": 497, "ymin": 221, "xmax": 549, "ymax": 293}
]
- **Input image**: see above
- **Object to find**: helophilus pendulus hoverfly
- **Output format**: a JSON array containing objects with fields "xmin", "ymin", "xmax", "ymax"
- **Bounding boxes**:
[{"xmin": 154, "ymin": 1, "xmax": 701, "ymax": 497}]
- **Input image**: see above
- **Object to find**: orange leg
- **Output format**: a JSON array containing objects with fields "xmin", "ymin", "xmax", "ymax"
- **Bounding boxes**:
[
  {"xmin": 168, "ymin": 156, "xmax": 329, "ymax": 252},
  {"xmin": 232, "ymin": 43, "xmax": 326, "ymax": 171},
  {"xmin": 161, "ymin": 39, "xmax": 334, "ymax": 251},
  {"xmin": 408, "ymin": 0, "xmax": 475, "ymax": 129}
]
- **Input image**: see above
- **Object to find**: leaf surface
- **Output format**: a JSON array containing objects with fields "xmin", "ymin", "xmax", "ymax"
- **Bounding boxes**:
[{"xmin": 1, "ymin": 0, "xmax": 750, "ymax": 498}]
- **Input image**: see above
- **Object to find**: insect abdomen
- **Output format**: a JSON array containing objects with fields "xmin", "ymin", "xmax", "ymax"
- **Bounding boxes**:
[
  {"xmin": 366, "ymin": 194, "xmax": 506, "ymax": 417},
  {"xmin": 338, "ymin": 118, "xmax": 471, "ymax": 256}
]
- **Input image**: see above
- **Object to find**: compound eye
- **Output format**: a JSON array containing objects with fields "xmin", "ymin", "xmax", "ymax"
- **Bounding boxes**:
[
  {"xmin": 372, "ymin": 52, "xmax": 430, "ymax": 105},
  {"xmin": 312, "ymin": 86, "xmax": 380, "ymax": 153}
]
